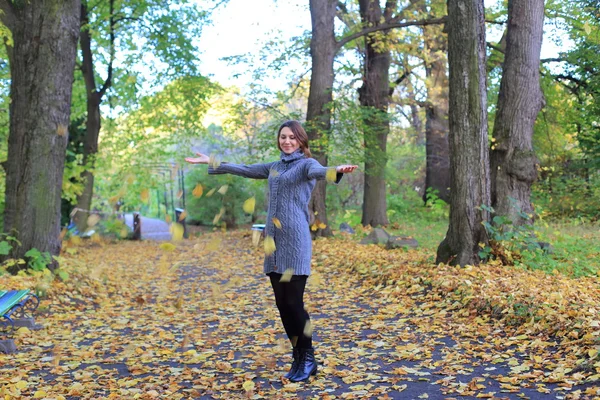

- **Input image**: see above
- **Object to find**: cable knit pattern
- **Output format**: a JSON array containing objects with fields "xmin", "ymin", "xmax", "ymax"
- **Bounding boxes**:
[{"xmin": 208, "ymin": 149, "xmax": 343, "ymax": 276}]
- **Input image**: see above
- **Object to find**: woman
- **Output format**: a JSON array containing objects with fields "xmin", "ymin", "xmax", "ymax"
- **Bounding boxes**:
[{"xmin": 185, "ymin": 120, "xmax": 357, "ymax": 382}]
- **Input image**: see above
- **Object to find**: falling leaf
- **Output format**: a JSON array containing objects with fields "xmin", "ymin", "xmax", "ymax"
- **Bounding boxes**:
[
  {"xmin": 217, "ymin": 185, "xmax": 229, "ymax": 195},
  {"xmin": 178, "ymin": 210, "xmax": 187, "ymax": 221},
  {"xmin": 243, "ymin": 197, "xmax": 256, "ymax": 214},
  {"xmin": 264, "ymin": 236, "xmax": 276, "ymax": 256},
  {"xmin": 120, "ymin": 228, "xmax": 129, "ymax": 238},
  {"xmin": 252, "ymin": 230, "xmax": 261, "ymax": 247},
  {"xmin": 160, "ymin": 242, "xmax": 176, "ymax": 252},
  {"xmin": 318, "ymin": 222, "xmax": 327, "ymax": 230},
  {"xmin": 280, "ymin": 268, "xmax": 293, "ymax": 283},
  {"xmin": 209, "ymin": 153, "xmax": 221, "ymax": 169},
  {"xmin": 192, "ymin": 183, "xmax": 203, "ymax": 198},
  {"xmin": 56, "ymin": 124, "xmax": 67, "ymax": 137},
  {"xmin": 272, "ymin": 217, "xmax": 282, "ymax": 229},
  {"xmin": 269, "ymin": 168, "xmax": 279, "ymax": 178},
  {"xmin": 176, "ymin": 190, "xmax": 183, "ymax": 199},
  {"xmin": 303, "ymin": 320, "xmax": 313, "ymax": 337},
  {"xmin": 165, "ymin": 214, "xmax": 172, "ymax": 223},
  {"xmin": 326, "ymin": 168, "xmax": 337, "ymax": 182},
  {"xmin": 181, "ymin": 333, "xmax": 190, "ymax": 349},
  {"xmin": 171, "ymin": 223, "xmax": 184, "ymax": 241},
  {"xmin": 140, "ymin": 189, "xmax": 150, "ymax": 203},
  {"xmin": 87, "ymin": 214, "xmax": 101, "ymax": 227},
  {"xmin": 59, "ymin": 228, "xmax": 67, "ymax": 241},
  {"xmin": 206, "ymin": 188, "xmax": 216, "ymax": 197}
]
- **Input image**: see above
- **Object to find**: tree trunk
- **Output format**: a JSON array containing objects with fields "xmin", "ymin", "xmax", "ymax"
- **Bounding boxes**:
[
  {"xmin": 490, "ymin": 0, "xmax": 544, "ymax": 225},
  {"xmin": 423, "ymin": 24, "xmax": 450, "ymax": 204},
  {"xmin": 1, "ymin": 0, "xmax": 81, "ymax": 270},
  {"xmin": 73, "ymin": 1, "xmax": 113, "ymax": 232},
  {"xmin": 306, "ymin": 0, "xmax": 337, "ymax": 237},
  {"xmin": 436, "ymin": 0, "xmax": 490, "ymax": 266},
  {"xmin": 358, "ymin": 0, "xmax": 393, "ymax": 227}
]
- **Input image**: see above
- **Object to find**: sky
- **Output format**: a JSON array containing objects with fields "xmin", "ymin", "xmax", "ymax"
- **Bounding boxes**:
[{"xmin": 196, "ymin": 0, "xmax": 572, "ymax": 92}]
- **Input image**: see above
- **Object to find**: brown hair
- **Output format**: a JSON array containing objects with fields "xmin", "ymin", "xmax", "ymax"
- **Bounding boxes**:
[{"xmin": 277, "ymin": 120, "xmax": 312, "ymax": 158}]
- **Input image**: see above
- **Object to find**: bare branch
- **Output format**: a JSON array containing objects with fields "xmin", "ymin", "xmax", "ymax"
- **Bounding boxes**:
[
  {"xmin": 336, "ymin": 16, "xmax": 447, "ymax": 51},
  {"xmin": 541, "ymin": 57, "xmax": 567, "ymax": 63},
  {"xmin": 485, "ymin": 18, "xmax": 506, "ymax": 25},
  {"xmin": 486, "ymin": 42, "xmax": 505, "ymax": 54}
]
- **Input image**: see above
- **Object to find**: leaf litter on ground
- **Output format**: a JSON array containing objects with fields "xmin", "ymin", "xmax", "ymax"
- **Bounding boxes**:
[{"xmin": 0, "ymin": 229, "xmax": 599, "ymax": 399}]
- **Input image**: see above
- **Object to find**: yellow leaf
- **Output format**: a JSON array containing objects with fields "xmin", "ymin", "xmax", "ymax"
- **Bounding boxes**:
[
  {"xmin": 310, "ymin": 224, "xmax": 318, "ymax": 232},
  {"xmin": 87, "ymin": 214, "xmax": 101, "ymax": 227},
  {"xmin": 33, "ymin": 391, "xmax": 46, "ymax": 399},
  {"xmin": 242, "ymin": 380, "xmax": 255, "ymax": 392},
  {"xmin": 165, "ymin": 214, "xmax": 172, "ymax": 223},
  {"xmin": 213, "ymin": 208, "xmax": 224, "ymax": 225},
  {"xmin": 57, "ymin": 124, "xmax": 67, "ymax": 137},
  {"xmin": 15, "ymin": 381, "xmax": 27, "ymax": 390},
  {"xmin": 160, "ymin": 243, "xmax": 176, "ymax": 252},
  {"xmin": 280, "ymin": 268, "xmax": 293, "ymax": 283},
  {"xmin": 252, "ymin": 230, "xmax": 261, "ymax": 247},
  {"xmin": 206, "ymin": 188, "xmax": 216, "ymax": 197},
  {"xmin": 178, "ymin": 210, "xmax": 187, "ymax": 221},
  {"xmin": 192, "ymin": 183, "xmax": 203, "ymax": 198},
  {"xmin": 272, "ymin": 217, "xmax": 282, "ymax": 229},
  {"xmin": 589, "ymin": 349, "xmax": 598, "ymax": 358},
  {"xmin": 217, "ymin": 185, "xmax": 229, "ymax": 195},
  {"xmin": 326, "ymin": 168, "xmax": 337, "ymax": 182},
  {"xmin": 243, "ymin": 197, "xmax": 256, "ymax": 214},
  {"xmin": 303, "ymin": 320, "xmax": 313, "ymax": 337},
  {"xmin": 318, "ymin": 222, "xmax": 327, "ymax": 229},
  {"xmin": 209, "ymin": 153, "xmax": 221, "ymax": 169},
  {"xmin": 119, "ymin": 228, "xmax": 129, "ymax": 238},
  {"xmin": 171, "ymin": 223, "xmax": 184, "ymax": 241},
  {"xmin": 264, "ymin": 236, "xmax": 276, "ymax": 256},
  {"xmin": 140, "ymin": 189, "xmax": 150, "ymax": 203}
]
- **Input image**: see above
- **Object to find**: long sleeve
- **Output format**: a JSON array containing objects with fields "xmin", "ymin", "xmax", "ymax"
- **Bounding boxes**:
[
  {"xmin": 305, "ymin": 158, "xmax": 343, "ymax": 184},
  {"xmin": 208, "ymin": 161, "xmax": 276, "ymax": 179}
]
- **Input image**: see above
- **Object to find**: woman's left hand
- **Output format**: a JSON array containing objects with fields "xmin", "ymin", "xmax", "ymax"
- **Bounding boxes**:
[{"xmin": 336, "ymin": 165, "xmax": 358, "ymax": 173}]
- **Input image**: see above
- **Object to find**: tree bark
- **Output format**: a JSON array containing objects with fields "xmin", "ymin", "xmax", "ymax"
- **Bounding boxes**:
[
  {"xmin": 306, "ymin": 0, "xmax": 337, "ymax": 237},
  {"xmin": 436, "ymin": 0, "xmax": 490, "ymax": 266},
  {"xmin": 423, "ymin": 21, "xmax": 450, "ymax": 203},
  {"xmin": 490, "ymin": 0, "xmax": 544, "ymax": 225},
  {"xmin": 73, "ymin": 0, "xmax": 114, "ymax": 232},
  {"xmin": 1, "ymin": 0, "xmax": 81, "ymax": 270},
  {"xmin": 358, "ymin": 0, "xmax": 394, "ymax": 227}
]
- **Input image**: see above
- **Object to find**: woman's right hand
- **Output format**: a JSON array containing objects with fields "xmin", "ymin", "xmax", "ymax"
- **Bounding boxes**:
[{"xmin": 185, "ymin": 152, "xmax": 210, "ymax": 164}]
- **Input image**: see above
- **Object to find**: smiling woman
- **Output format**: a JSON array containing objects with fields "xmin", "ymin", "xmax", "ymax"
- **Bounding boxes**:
[{"xmin": 185, "ymin": 119, "xmax": 357, "ymax": 383}]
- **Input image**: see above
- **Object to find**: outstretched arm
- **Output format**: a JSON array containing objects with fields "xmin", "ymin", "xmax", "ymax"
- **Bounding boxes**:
[
  {"xmin": 185, "ymin": 152, "xmax": 275, "ymax": 180},
  {"xmin": 305, "ymin": 158, "xmax": 358, "ymax": 183}
]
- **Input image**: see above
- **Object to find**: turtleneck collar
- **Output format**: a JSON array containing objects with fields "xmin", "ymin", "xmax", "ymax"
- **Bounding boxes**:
[{"xmin": 280, "ymin": 148, "xmax": 305, "ymax": 163}]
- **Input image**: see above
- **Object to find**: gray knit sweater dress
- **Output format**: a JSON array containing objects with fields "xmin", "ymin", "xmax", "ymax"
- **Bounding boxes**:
[{"xmin": 208, "ymin": 149, "xmax": 342, "ymax": 276}]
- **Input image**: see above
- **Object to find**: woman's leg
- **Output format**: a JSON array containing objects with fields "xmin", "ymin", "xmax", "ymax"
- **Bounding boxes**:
[
  {"xmin": 283, "ymin": 275, "xmax": 311, "ymax": 349},
  {"xmin": 268, "ymin": 273, "xmax": 297, "ymax": 345}
]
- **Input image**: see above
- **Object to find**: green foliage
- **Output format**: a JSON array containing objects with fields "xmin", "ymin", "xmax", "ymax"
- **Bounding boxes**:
[
  {"xmin": 479, "ymin": 203, "xmax": 540, "ymax": 263},
  {"xmin": 185, "ymin": 167, "xmax": 267, "ymax": 228},
  {"xmin": 24, "ymin": 248, "xmax": 52, "ymax": 272}
]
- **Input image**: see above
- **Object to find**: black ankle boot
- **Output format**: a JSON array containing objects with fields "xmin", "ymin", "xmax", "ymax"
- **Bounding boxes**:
[
  {"xmin": 284, "ymin": 348, "xmax": 300, "ymax": 379},
  {"xmin": 290, "ymin": 347, "xmax": 317, "ymax": 382}
]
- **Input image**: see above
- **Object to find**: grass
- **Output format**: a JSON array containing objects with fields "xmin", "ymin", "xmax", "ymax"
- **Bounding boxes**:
[{"xmin": 332, "ymin": 197, "xmax": 600, "ymax": 278}]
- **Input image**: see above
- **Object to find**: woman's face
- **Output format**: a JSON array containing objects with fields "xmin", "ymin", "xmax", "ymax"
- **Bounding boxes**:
[{"xmin": 279, "ymin": 127, "xmax": 300, "ymax": 154}]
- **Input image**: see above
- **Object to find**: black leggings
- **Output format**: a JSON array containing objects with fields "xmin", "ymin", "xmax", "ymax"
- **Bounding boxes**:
[{"xmin": 268, "ymin": 272, "xmax": 312, "ymax": 349}]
